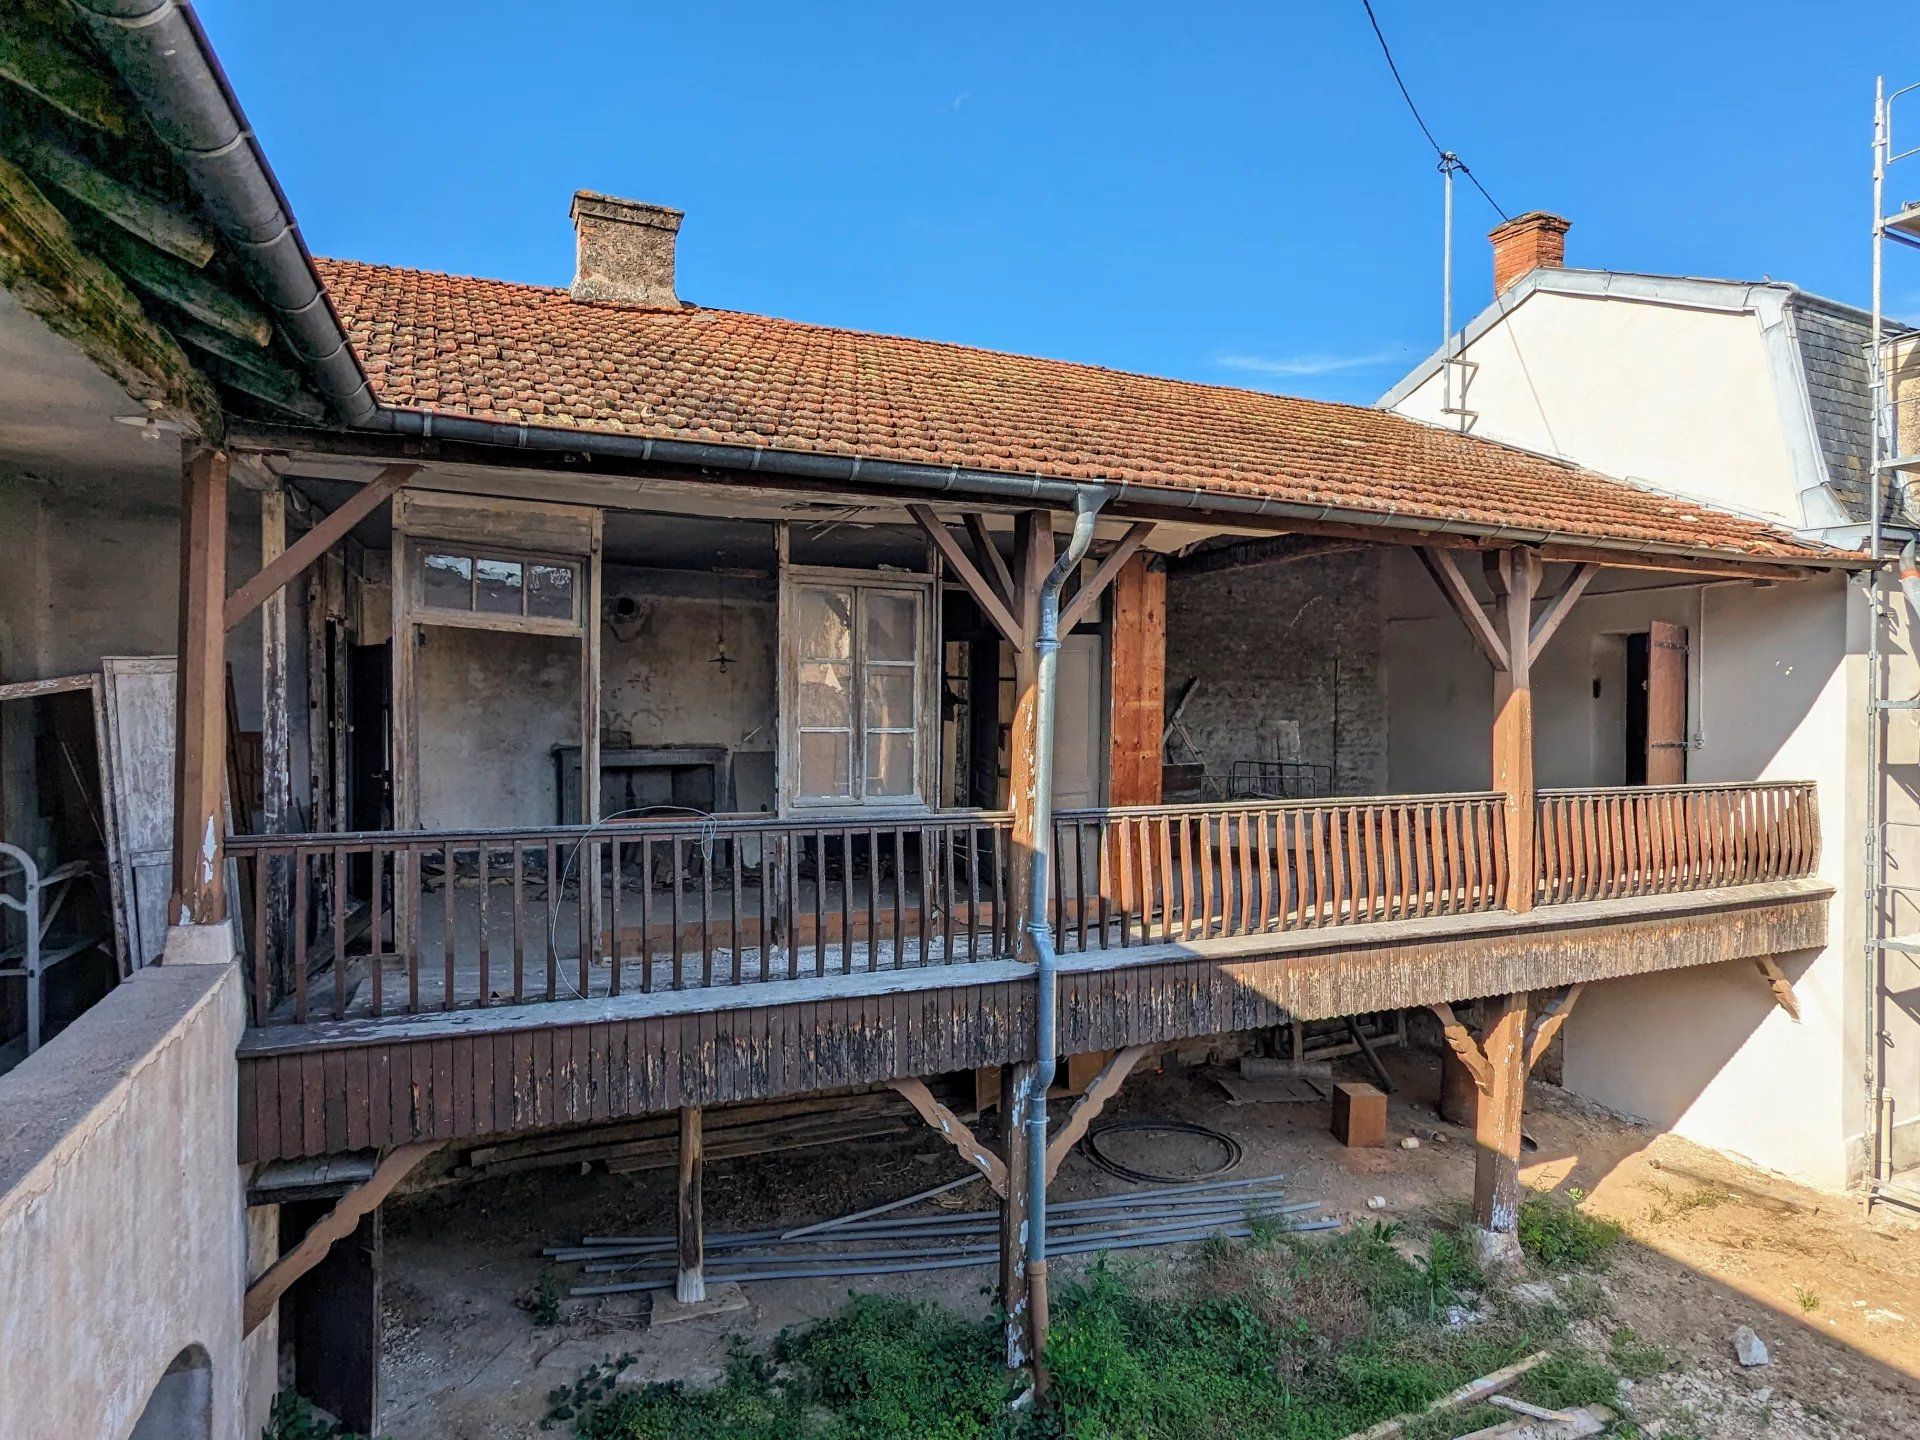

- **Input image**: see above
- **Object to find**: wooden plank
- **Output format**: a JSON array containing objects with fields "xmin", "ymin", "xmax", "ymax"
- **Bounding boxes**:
[
  {"xmin": 172, "ymin": 446, "xmax": 230, "ymax": 924},
  {"xmin": 243, "ymin": 1141, "xmax": 439, "ymax": 1335},
  {"xmin": 227, "ymin": 466, "xmax": 418, "ymax": 630}
]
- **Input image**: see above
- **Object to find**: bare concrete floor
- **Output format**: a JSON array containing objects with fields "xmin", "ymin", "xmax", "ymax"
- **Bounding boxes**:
[{"xmin": 379, "ymin": 1049, "xmax": 1920, "ymax": 1439}]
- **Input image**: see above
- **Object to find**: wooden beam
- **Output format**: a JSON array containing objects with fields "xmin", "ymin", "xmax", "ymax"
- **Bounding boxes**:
[
  {"xmin": 1045, "ymin": 1044, "xmax": 1156, "ymax": 1181},
  {"xmin": 1525, "ymin": 982, "xmax": 1585, "ymax": 1069},
  {"xmin": 242, "ymin": 1141, "xmax": 439, "ymax": 1336},
  {"xmin": 172, "ymin": 446, "xmax": 229, "ymax": 926},
  {"xmin": 887, "ymin": 1077, "xmax": 1009, "ymax": 1193},
  {"xmin": 1058, "ymin": 522, "xmax": 1154, "ymax": 636},
  {"xmin": 0, "ymin": 153, "xmax": 220, "ymax": 435},
  {"xmin": 0, "ymin": 18, "xmax": 128, "ymax": 135},
  {"xmin": 224, "ymin": 466, "xmax": 417, "ymax": 630},
  {"xmin": 1487, "ymin": 549, "xmax": 1542, "ymax": 913},
  {"xmin": 676, "ymin": 1107, "xmax": 705, "ymax": 1302},
  {"xmin": 1472, "ymin": 991, "xmax": 1530, "ymax": 1254},
  {"xmin": 8, "ymin": 130, "xmax": 215, "ymax": 266},
  {"xmin": 963, "ymin": 512, "xmax": 1017, "ymax": 613},
  {"xmin": 1527, "ymin": 564, "xmax": 1599, "ymax": 665},
  {"xmin": 1107, "ymin": 554, "xmax": 1166, "ymax": 807},
  {"xmin": 93, "ymin": 227, "xmax": 272, "ymax": 346},
  {"xmin": 908, "ymin": 504, "xmax": 1025, "ymax": 648},
  {"xmin": 1418, "ymin": 546, "xmax": 1508, "ymax": 670},
  {"xmin": 1754, "ymin": 957, "xmax": 1801, "ymax": 1022},
  {"xmin": 1428, "ymin": 1002, "xmax": 1492, "ymax": 1093}
]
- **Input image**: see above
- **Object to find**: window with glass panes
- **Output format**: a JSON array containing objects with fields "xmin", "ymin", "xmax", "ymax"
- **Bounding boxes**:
[
  {"xmin": 792, "ymin": 581, "xmax": 925, "ymax": 805},
  {"xmin": 415, "ymin": 547, "xmax": 580, "ymax": 627}
]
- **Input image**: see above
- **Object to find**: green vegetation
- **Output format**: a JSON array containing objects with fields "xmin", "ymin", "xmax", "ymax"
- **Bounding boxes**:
[
  {"xmin": 1793, "ymin": 1283, "xmax": 1821, "ymax": 1313},
  {"xmin": 1517, "ymin": 1189, "xmax": 1623, "ymax": 1268},
  {"xmin": 523, "ymin": 1271, "xmax": 566, "ymax": 1327},
  {"xmin": 261, "ymin": 1391, "xmax": 370, "ymax": 1440},
  {"xmin": 542, "ymin": 1219, "xmax": 1643, "ymax": 1440},
  {"xmin": 1644, "ymin": 1182, "xmax": 1730, "ymax": 1225}
]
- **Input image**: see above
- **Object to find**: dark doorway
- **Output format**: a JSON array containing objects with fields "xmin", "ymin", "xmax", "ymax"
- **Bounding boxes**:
[{"xmin": 1624, "ymin": 633, "xmax": 1650, "ymax": 786}]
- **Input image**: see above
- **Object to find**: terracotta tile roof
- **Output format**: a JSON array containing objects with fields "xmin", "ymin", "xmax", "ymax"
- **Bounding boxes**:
[{"xmin": 316, "ymin": 258, "xmax": 1842, "ymax": 565}]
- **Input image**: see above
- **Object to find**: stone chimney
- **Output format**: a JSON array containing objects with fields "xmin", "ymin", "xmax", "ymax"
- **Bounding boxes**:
[
  {"xmin": 1489, "ymin": 211, "xmax": 1570, "ymax": 295},
  {"xmin": 569, "ymin": 191, "xmax": 683, "ymax": 307}
]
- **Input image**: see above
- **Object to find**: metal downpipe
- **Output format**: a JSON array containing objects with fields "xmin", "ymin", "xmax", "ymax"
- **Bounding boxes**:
[{"xmin": 1021, "ymin": 487, "xmax": 1106, "ymax": 1395}]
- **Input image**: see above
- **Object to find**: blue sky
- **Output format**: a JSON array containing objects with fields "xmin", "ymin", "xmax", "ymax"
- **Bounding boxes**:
[{"xmin": 200, "ymin": 1, "xmax": 1920, "ymax": 405}]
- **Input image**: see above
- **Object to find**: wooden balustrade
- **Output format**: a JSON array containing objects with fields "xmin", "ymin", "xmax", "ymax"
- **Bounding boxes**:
[
  {"xmin": 1534, "ymin": 782, "xmax": 1818, "ymax": 904},
  {"xmin": 1051, "ymin": 793, "xmax": 1510, "ymax": 952},
  {"xmin": 231, "ymin": 782, "xmax": 1819, "ymax": 1027},
  {"xmin": 228, "ymin": 813, "xmax": 1014, "ymax": 1026}
]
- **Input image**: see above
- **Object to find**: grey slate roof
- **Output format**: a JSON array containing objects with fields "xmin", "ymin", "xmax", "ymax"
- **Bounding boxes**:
[{"xmin": 1790, "ymin": 295, "xmax": 1883, "ymax": 524}]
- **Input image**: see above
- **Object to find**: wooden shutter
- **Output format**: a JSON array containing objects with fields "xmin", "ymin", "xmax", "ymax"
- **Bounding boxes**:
[{"xmin": 1646, "ymin": 621, "xmax": 1689, "ymax": 784}]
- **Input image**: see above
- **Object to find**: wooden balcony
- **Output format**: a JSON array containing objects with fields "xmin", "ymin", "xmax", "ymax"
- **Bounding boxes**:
[{"xmin": 233, "ymin": 781, "xmax": 1826, "ymax": 1163}]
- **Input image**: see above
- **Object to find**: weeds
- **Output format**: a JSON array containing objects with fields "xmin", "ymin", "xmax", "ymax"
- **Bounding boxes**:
[
  {"xmin": 1793, "ymin": 1283, "xmax": 1821, "ymax": 1312},
  {"xmin": 1516, "ymin": 1190, "xmax": 1622, "ymax": 1268},
  {"xmin": 1608, "ymin": 1325, "xmax": 1668, "ymax": 1380},
  {"xmin": 521, "ymin": 1272, "xmax": 566, "ymax": 1327},
  {"xmin": 262, "ymin": 1392, "xmax": 368, "ymax": 1440},
  {"xmin": 1645, "ymin": 1182, "xmax": 1730, "ymax": 1225}
]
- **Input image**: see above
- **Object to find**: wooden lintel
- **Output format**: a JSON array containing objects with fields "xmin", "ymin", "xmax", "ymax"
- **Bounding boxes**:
[
  {"xmin": 1058, "ymin": 522, "xmax": 1155, "ymax": 635},
  {"xmin": 907, "ymin": 504, "xmax": 1026, "ymax": 648},
  {"xmin": 1045, "ymin": 1043, "xmax": 1156, "ymax": 1181},
  {"xmin": 242, "ymin": 1141, "xmax": 440, "ymax": 1336},
  {"xmin": 1429, "ymin": 1002, "xmax": 1493, "ymax": 1094},
  {"xmin": 1418, "ymin": 546, "xmax": 1508, "ymax": 671},
  {"xmin": 962, "ymin": 512, "xmax": 1017, "ymax": 612},
  {"xmin": 223, "ymin": 465, "xmax": 418, "ymax": 630},
  {"xmin": 1527, "ymin": 564, "xmax": 1599, "ymax": 665},
  {"xmin": 1524, "ymin": 982, "xmax": 1585, "ymax": 1069},
  {"xmin": 1754, "ymin": 957, "xmax": 1801, "ymax": 1022},
  {"xmin": 887, "ymin": 1077, "xmax": 1010, "ymax": 1195}
]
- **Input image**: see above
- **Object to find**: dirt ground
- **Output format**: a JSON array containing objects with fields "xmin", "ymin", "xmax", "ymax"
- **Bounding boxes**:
[{"xmin": 379, "ymin": 1047, "xmax": 1920, "ymax": 1438}]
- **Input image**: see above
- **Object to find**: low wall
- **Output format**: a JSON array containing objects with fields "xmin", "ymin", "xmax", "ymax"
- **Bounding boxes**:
[{"xmin": 0, "ymin": 941, "xmax": 268, "ymax": 1440}]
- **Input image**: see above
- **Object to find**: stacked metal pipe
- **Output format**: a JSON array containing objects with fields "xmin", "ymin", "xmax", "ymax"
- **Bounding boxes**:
[{"xmin": 549, "ymin": 1171, "xmax": 1337, "ymax": 1296}]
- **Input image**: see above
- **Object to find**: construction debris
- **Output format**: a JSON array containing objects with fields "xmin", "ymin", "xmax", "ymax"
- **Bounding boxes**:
[
  {"xmin": 1337, "ymin": 1350, "xmax": 1550, "ymax": 1440},
  {"xmin": 550, "ymin": 1171, "xmax": 1337, "ymax": 1298}
]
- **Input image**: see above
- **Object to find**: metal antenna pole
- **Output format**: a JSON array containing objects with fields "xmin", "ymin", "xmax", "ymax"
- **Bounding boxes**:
[{"xmin": 1440, "ymin": 152, "xmax": 1461, "ymax": 427}]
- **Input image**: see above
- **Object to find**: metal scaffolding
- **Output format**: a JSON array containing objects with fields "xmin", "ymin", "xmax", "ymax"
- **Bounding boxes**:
[{"xmin": 1864, "ymin": 75, "xmax": 1920, "ymax": 1214}]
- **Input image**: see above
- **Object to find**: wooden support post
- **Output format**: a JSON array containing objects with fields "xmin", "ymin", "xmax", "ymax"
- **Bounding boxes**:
[
  {"xmin": 171, "ymin": 444, "xmax": 229, "ymax": 926},
  {"xmin": 999, "ymin": 1060, "xmax": 1037, "ymax": 1370},
  {"xmin": 1473, "ymin": 991, "xmax": 1530, "ymax": 1260},
  {"xmin": 1486, "ymin": 550, "xmax": 1542, "ymax": 912},
  {"xmin": 1107, "ymin": 553, "xmax": 1166, "ymax": 808},
  {"xmin": 260, "ymin": 479, "xmax": 292, "ymax": 1002},
  {"xmin": 676, "ymin": 1106, "xmax": 705, "ymax": 1303},
  {"xmin": 1007, "ymin": 512, "xmax": 1051, "ymax": 961}
]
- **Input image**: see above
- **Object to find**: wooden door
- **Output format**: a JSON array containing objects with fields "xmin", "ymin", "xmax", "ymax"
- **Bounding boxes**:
[
  {"xmin": 1645, "ymin": 621, "xmax": 1689, "ymax": 785},
  {"xmin": 102, "ymin": 656, "xmax": 179, "ymax": 967}
]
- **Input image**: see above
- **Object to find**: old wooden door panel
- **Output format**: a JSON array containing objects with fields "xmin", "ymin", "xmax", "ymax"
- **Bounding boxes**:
[
  {"xmin": 1646, "ymin": 621, "xmax": 1688, "ymax": 785},
  {"xmin": 103, "ymin": 656, "xmax": 180, "ymax": 966}
]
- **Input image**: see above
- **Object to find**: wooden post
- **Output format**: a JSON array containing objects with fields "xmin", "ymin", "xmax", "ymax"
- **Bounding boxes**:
[
  {"xmin": 261, "ymin": 479, "xmax": 291, "ymax": 998},
  {"xmin": 170, "ymin": 444, "xmax": 229, "ymax": 925},
  {"xmin": 1486, "ymin": 550, "xmax": 1541, "ymax": 912},
  {"xmin": 1472, "ymin": 991, "xmax": 1530, "ymax": 1263},
  {"xmin": 998, "ymin": 1061, "xmax": 1036, "ymax": 1369},
  {"xmin": 676, "ymin": 1106, "xmax": 705, "ymax": 1303},
  {"xmin": 1107, "ymin": 553, "xmax": 1165, "ymax": 807},
  {"xmin": 1007, "ymin": 512, "xmax": 1051, "ymax": 961}
]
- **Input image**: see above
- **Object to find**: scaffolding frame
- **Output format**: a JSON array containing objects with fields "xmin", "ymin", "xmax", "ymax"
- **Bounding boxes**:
[{"xmin": 1864, "ymin": 76, "xmax": 1920, "ymax": 1215}]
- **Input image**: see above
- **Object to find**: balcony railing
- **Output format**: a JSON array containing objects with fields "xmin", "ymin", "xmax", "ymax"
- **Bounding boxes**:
[{"xmin": 230, "ymin": 781, "xmax": 1819, "ymax": 1028}]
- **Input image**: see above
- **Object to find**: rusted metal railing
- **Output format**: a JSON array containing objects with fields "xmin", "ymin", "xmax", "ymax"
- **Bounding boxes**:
[
  {"xmin": 228, "ymin": 812, "xmax": 1015, "ymax": 1026},
  {"xmin": 1534, "ymin": 781, "xmax": 1819, "ymax": 904},
  {"xmin": 1050, "ymin": 793, "xmax": 1510, "ymax": 953}
]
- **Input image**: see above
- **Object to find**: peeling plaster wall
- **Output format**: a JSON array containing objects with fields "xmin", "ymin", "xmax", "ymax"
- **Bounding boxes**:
[
  {"xmin": 0, "ymin": 943, "xmax": 269, "ymax": 1440},
  {"xmin": 415, "ymin": 626, "xmax": 580, "ymax": 830},
  {"xmin": 1163, "ymin": 548, "xmax": 1387, "ymax": 796}
]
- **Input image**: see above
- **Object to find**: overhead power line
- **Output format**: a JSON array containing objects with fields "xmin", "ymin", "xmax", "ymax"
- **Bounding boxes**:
[{"xmin": 1358, "ymin": 0, "xmax": 1510, "ymax": 222}]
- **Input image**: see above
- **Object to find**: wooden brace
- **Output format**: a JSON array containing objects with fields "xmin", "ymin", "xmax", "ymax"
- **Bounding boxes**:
[
  {"xmin": 1524, "ymin": 983, "xmax": 1585, "ymax": 1069},
  {"xmin": 1754, "ymin": 957, "xmax": 1802, "ymax": 1021},
  {"xmin": 1044, "ymin": 1044, "xmax": 1157, "ymax": 1182},
  {"xmin": 888, "ymin": 1077, "xmax": 1009, "ymax": 1195},
  {"xmin": 907, "ymin": 504, "xmax": 1026, "ymax": 648},
  {"xmin": 224, "ymin": 465, "xmax": 418, "ymax": 629},
  {"xmin": 1429, "ymin": 1002, "xmax": 1494, "ymax": 1094},
  {"xmin": 241, "ymin": 1141, "xmax": 440, "ymax": 1336}
]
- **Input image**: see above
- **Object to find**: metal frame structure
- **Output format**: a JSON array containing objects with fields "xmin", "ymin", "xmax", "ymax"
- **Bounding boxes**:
[{"xmin": 1863, "ymin": 75, "xmax": 1920, "ymax": 1215}]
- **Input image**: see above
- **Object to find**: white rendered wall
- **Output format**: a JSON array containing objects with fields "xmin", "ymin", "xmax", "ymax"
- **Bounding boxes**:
[{"xmin": 1391, "ymin": 289, "xmax": 1806, "ymax": 528}]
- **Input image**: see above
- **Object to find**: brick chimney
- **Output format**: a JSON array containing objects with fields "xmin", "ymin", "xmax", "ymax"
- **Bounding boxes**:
[
  {"xmin": 569, "ymin": 191, "xmax": 683, "ymax": 307},
  {"xmin": 1489, "ymin": 211, "xmax": 1570, "ymax": 295}
]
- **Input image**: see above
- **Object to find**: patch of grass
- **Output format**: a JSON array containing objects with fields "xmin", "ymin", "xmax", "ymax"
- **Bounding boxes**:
[
  {"xmin": 1517, "ymin": 1190, "xmax": 1622, "ymax": 1269},
  {"xmin": 1793, "ymin": 1283, "xmax": 1821, "ymax": 1312},
  {"xmin": 543, "ymin": 1229, "xmax": 1587, "ymax": 1440},
  {"xmin": 1608, "ymin": 1325, "xmax": 1668, "ymax": 1380},
  {"xmin": 1645, "ymin": 1182, "xmax": 1730, "ymax": 1225}
]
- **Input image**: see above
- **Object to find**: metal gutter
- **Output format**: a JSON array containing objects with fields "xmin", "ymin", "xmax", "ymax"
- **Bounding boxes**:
[
  {"xmin": 69, "ymin": 0, "xmax": 379, "ymax": 424},
  {"xmin": 328, "ymin": 407, "xmax": 1855, "ymax": 572}
]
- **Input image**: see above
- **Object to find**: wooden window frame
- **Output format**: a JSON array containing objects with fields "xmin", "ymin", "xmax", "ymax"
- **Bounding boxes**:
[{"xmin": 407, "ymin": 543, "xmax": 585, "ymax": 638}]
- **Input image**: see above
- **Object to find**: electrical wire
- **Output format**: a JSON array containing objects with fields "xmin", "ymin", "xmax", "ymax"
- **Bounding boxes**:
[
  {"xmin": 1358, "ymin": 0, "xmax": 1510, "ymax": 222},
  {"xmin": 1079, "ymin": 1119, "xmax": 1244, "ymax": 1185}
]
